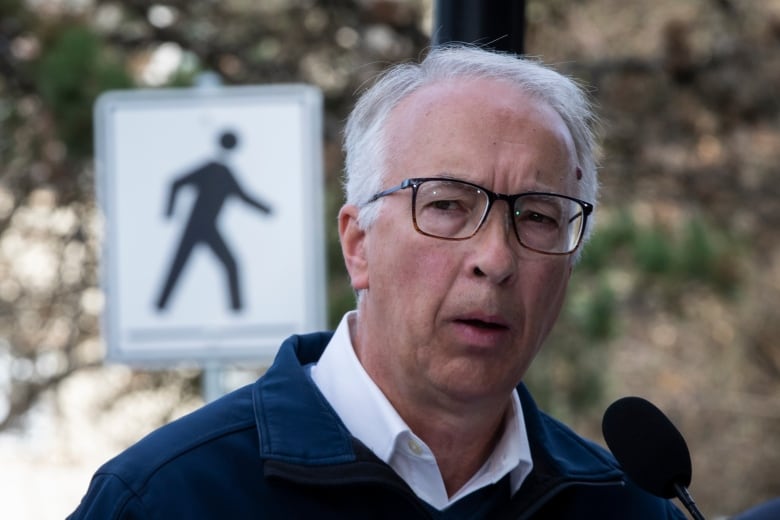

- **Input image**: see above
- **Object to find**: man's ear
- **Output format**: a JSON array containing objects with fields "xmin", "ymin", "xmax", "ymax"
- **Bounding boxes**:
[{"xmin": 338, "ymin": 204, "xmax": 369, "ymax": 290}]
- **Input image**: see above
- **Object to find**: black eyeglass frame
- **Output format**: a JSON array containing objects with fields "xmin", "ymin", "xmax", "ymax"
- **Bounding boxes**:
[{"xmin": 365, "ymin": 177, "xmax": 595, "ymax": 256}]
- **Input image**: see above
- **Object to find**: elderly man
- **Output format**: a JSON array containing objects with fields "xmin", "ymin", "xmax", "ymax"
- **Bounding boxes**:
[{"xmin": 70, "ymin": 46, "xmax": 685, "ymax": 519}]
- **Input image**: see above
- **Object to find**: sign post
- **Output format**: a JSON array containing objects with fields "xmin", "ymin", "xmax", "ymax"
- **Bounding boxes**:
[{"xmin": 94, "ymin": 83, "xmax": 325, "ymax": 383}]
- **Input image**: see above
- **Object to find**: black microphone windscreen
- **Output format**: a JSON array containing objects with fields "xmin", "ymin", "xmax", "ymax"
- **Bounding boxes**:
[{"xmin": 602, "ymin": 396, "xmax": 692, "ymax": 499}]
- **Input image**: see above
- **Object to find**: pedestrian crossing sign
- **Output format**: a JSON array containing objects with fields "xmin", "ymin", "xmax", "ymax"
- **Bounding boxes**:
[{"xmin": 95, "ymin": 83, "xmax": 325, "ymax": 365}]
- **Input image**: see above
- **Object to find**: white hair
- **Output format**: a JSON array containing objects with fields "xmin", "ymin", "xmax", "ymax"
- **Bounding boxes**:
[{"xmin": 343, "ymin": 44, "xmax": 599, "ymax": 244}]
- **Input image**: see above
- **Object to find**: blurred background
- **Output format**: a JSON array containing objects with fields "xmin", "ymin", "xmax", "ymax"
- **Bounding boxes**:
[{"xmin": 1, "ymin": 0, "xmax": 779, "ymax": 518}]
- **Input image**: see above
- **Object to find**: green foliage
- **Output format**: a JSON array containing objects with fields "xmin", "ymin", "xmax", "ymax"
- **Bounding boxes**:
[
  {"xmin": 166, "ymin": 52, "xmax": 203, "ymax": 88},
  {"xmin": 528, "ymin": 211, "xmax": 742, "ymax": 421},
  {"xmin": 676, "ymin": 217, "xmax": 740, "ymax": 295},
  {"xmin": 577, "ymin": 280, "xmax": 617, "ymax": 341},
  {"xmin": 579, "ymin": 209, "xmax": 635, "ymax": 270},
  {"xmin": 679, "ymin": 218, "xmax": 714, "ymax": 277},
  {"xmin": 582, "ymin": 210, "xmax": 740, "ymax": 295},
  {"xmin": 0, "ymin": 0, "xmax": 23, "ymax": 18},
  {"xmin": 35, "ymin": 26, "xmax": 132, "ymax": 157},
  {"xmin": 633, "ymin": 223, "xmax": 674, "ymax": 274},
  {"xmin": 524, "ymin": 275, "xmax": 615, "ymax": 422}
]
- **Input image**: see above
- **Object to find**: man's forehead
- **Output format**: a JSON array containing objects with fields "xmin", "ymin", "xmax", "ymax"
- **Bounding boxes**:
[
  {"xmin": 394, "ymin": 76, "xmax": 532, "ymax": 114},
  {"xmin": 380, "ymin": 76, "xmax": 578, "ymax": 194},
  {"xmin": 385, "ymin": 76, "xmax": 571, "ymax": 151}
]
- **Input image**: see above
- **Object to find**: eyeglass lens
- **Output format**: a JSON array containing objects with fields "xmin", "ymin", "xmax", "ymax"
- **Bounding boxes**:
[{"xmin": 413, "ymin": 179, "xmax": 585, "ymax": 254}]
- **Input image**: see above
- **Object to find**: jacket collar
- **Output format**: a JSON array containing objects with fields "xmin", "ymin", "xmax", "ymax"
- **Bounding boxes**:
[{"xmin": 253, "ymin": 332, "xmax": 356, "ymax": 465}]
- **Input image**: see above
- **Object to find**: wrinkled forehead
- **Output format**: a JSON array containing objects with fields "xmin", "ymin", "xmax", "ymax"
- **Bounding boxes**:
[
  {"xmin": 387, "ymin": 77, "xmax": 573, "ymax": 147},
  {"xmin": 383, "ymin": 77, "xmax": 579, "ymax": 191}
]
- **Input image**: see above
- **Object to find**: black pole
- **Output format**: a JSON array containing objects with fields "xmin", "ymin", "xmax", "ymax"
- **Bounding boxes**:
[{"xmin": 432, "ymin": 0, "xmax": 526, "ymax": 55}]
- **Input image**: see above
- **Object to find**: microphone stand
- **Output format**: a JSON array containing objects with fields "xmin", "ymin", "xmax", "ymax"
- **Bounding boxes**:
[{"xmin": 673, "ymin": 483, "xmax": 706, "ymax": 520}]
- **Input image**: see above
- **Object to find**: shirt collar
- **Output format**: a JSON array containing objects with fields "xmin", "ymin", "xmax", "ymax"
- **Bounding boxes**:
[
  {"xmin": 310, "ymin": 311, "xmax": 533, "ymax": 509},
  {"xmin": 310, "ymin": 312, "xmax": 408, "ymax": 461}
]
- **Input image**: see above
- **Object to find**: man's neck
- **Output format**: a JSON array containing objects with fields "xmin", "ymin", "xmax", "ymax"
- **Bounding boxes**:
[
  {"xmin": 405, "ymin": 401, "xmax": 509, "ymax": 496},
  {"xmin": 347, "ymin": 312, "xmax": 517, "ymax": 497}
]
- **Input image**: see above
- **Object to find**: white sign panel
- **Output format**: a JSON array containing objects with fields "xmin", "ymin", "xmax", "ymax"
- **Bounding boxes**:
[{"xmin": 95, "ymin": 84, "xmax": 325, "ymax": 364}]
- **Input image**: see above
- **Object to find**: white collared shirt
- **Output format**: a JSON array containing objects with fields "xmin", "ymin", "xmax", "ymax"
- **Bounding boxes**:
[{"xmin": 309, "ymin": 312, "xmax": 534, "ymax": 510}]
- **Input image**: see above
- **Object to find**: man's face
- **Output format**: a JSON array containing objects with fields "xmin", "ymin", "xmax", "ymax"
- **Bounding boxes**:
[{"xmin": 340, "ymin": 77, "xmax": 581, "ymax": 413}]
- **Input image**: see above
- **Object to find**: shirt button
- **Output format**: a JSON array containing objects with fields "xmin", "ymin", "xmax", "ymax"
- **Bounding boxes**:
[{"xmin": 407, "ymin": 439, "xmax": 423, "ymax": 456}]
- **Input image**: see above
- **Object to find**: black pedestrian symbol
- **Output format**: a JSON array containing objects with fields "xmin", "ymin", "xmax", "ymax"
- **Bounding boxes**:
[{"xmin": 155, "ymin": 130, "xmax": 272, "ymax": 312}]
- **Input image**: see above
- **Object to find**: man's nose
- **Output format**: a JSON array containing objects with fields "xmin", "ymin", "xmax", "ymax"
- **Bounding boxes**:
[{"xmin": 470, "ymin": 201, "xmax": 517, "ymax": 284}]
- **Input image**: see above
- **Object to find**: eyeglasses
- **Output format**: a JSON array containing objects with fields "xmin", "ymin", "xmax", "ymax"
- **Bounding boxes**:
[{"xmin": 365, "ymin": 177, "xmax": 594, "ymax": 255}]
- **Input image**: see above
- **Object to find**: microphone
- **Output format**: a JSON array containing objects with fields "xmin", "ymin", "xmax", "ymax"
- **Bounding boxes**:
[{"xmin": 602, "ymin": 396, "xmax": 706, "ymax": 520}]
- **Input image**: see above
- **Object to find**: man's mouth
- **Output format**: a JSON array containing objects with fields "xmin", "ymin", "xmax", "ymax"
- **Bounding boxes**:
[{"xmin": 457, "ymin": 318, "xmax": 508, "ymax": 330}]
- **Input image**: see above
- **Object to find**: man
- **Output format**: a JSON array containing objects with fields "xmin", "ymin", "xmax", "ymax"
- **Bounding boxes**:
[{"xmin": 70, "ymin": 45, "xmax": 686, "ymax": 519}]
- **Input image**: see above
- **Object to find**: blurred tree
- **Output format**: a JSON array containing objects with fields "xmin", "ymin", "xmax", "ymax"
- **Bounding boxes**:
[
  {"xmin": 0, "ymin": 0, "xmax": 431, "ymax": 431},
  {"xmin": 36, "ymin": 26, "xmax": 132, "ymax": 157}
]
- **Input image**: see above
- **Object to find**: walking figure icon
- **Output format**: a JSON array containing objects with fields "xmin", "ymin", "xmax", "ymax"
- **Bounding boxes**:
[{"xmin": 155, "ymin": 130, "xmax": 272, "ymax": 312}]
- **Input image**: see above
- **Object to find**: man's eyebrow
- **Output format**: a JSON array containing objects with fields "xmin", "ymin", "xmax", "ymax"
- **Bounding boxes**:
[{"xmin": 432, "ymin": 172, "xmax": 463, "ymax": 181}]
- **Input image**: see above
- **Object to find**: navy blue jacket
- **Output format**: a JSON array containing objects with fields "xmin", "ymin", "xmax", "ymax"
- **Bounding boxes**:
[{"xmin": 69, "ymin": 332, "xmax": 686, "ymax": 519}]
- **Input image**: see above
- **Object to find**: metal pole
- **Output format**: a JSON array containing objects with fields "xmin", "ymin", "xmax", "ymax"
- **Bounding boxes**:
[
  {"xmin": 432, "ymin": 0, "xmax": 526, "ymax": 55},
  {"xmin": 195, "ymin": 70, "xmax": 225, "ymax": 403},
  {"xmin": 202, "ymin": 359, "xmax": 224, "ymax": 403}
]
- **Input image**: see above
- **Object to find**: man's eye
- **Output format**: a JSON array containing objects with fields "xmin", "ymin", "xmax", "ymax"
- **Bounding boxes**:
[
  {"xmin": 518, "ymin": 210, "xmax": 558, "ymax": 227},
  {"xmin": 431, "ymin": 199, "xmax": 461, "ymax": 211},
  {"xmin": 529, "ymin": 211, "xmax": 553, "ymax": 223}
]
